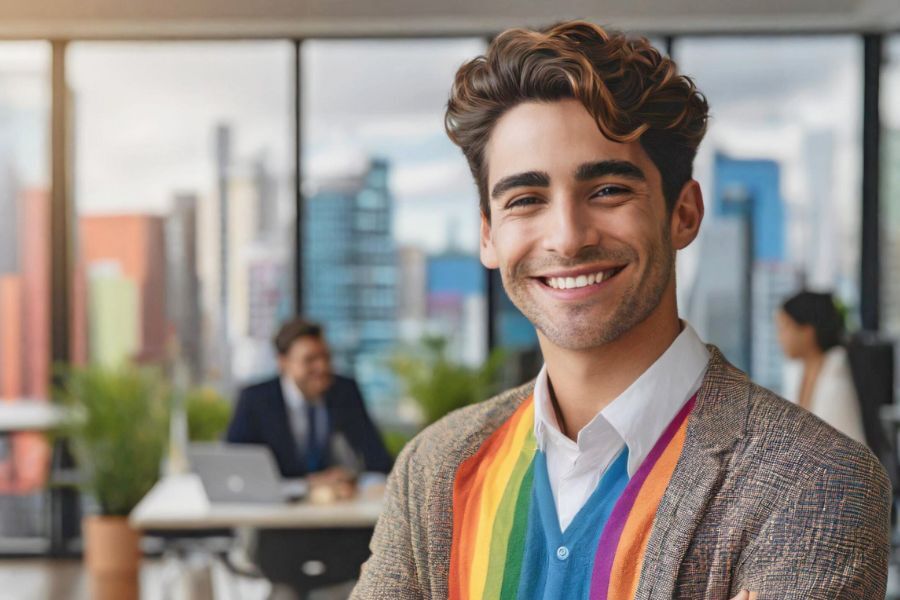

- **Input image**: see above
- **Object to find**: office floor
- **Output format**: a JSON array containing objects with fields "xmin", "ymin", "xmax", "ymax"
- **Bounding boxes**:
[{"xmin": 0, "ymin": 558, "xmax": 355, "ymax": 600}]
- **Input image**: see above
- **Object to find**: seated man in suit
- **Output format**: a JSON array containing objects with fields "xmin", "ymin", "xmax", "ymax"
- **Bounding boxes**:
[{"xmin": 226, "ymin": 318, "xmax": 392, "ymax": 486}]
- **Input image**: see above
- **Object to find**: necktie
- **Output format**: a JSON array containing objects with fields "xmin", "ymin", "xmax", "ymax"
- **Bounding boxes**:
[{"xmin": 306, "ymin": 403, "xmax": 322, "ymax": 473}]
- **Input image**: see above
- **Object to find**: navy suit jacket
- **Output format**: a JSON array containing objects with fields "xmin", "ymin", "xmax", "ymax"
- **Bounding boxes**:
[{"xmin": 225, "ymin": 375, "xmax": 392, "ymax": 478}]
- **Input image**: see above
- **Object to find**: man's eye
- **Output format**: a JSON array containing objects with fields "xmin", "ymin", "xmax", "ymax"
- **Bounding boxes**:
[
  {"xmin": 506, "ymin": 196, "xmax": 541, "ymax": 209},
  {"xmin": 593, "ymin": 185, "xmax": 628, "ymax": 198}
]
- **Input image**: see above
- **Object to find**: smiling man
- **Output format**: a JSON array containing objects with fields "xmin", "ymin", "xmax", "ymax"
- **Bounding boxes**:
[{"xmin": 351, "ymin": 22, "xmax": 889, "ymax": 600}]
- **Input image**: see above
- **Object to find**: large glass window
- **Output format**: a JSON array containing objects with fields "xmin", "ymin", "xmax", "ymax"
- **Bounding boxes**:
[
  {"xmin": 676, "ymin": 36, "xmax": 863, "ymax": 395},
  {"xmin": 68, "ymin": 42, "xmax": 295, "ymax": 392},
  {"xmin": 0, "ymin": 42, "xmax": 51, "ymax": 547},
  {"xmin": 302, "ymin": 39, "xmax": 488, "ymax": 423},
  {"xmin": 882, "ymin": 36, "xmax": 900, "ymax": 338}
]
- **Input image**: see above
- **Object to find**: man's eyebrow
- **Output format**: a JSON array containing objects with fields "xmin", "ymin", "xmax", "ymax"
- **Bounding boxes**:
[
  {"xmin": 490, "ymin": 171, "xmax": 550, "ymax": 200},
  {"xmin": 575, "ymin": 160, "xmax": 646, "ymax": 182}
]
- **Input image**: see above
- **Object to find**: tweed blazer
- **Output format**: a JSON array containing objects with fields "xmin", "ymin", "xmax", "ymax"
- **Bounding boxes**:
[{"xmin": 352, "ymin": 347, "xmax": 891, "ymax": 599}]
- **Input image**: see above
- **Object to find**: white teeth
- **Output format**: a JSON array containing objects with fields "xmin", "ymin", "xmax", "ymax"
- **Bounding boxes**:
[{"xmin": 545, "ymin": 267, "xmax": 622, "ymax": 290}]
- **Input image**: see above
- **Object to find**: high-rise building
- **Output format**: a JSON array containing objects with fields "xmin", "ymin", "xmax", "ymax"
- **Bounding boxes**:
[
  {"xmin": 0, "ymin": 186, "xmax": 49, "ymax": 400},
  {"xmin": 79, "ymin": 214, "xmax": 168, "ymax": 365},
  {"xmin": 254, "ymin": 152, "xmax": 279, "ymax": 239},
  {"xmin": 803, "ymin": 131, "xmax": 840, "ymax": 289},
  {"xmin": 752, "ymin": 262, "xmax": 800, "ymax": 393},
  {"xmin": 166, "ymin": 193, "xmax": 203, "ymax": 382},
  {"xmin": 87, "ymin": 262, "xmax": 140, "ymax": 368},
  {"xmin": 0, "ymin": 162, "xmax": 18, "ymax": 275},
  {"xmin": 304, "ymin": 158, "xmax": 397, "ymax": 413},
  {"xmin": 0, "ymin": 275, "xmax": 23, "ymax": 399},
  {"xmin": 685, "ymin": 219, "xmax": 748, "ymax": 368},
  {"xmin": 20, "ymin": 187, "xmax": 49, "ymax": 398},
  {"xmin": 397, "ymin": 245, "xmax": 427, "ymax": 324},
  {"xmin": 197, "ymin": 124, "xmax": 291, "ymax": 388},
  {"xmin": 689, "ymin": 152, "xmax": 788, "ymax": 381}
]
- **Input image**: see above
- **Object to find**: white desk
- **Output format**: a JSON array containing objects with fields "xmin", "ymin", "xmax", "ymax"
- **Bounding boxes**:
[{"xmin": 129, "ymin": 473, "xmax": 384, "ymax": 531}]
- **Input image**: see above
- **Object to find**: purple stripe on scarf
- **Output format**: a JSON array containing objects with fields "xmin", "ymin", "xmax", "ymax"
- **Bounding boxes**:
[{"xmin": 589, "ymin": 395, "xmax": 697, "ymax": 599}]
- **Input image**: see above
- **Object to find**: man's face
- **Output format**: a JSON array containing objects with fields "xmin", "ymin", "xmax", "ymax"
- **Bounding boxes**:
[
  {"xmin": 278, "ymin": 336, "xmax": 333, "ymax": 398},
  {"xmin": 481, "ymin": 99, "xmax": 696, "ymax": 351}
]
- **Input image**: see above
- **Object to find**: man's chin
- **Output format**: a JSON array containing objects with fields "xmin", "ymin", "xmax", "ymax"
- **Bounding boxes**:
[{"xmin": 535, "ymin": 318, "xmax": 628, "ymax": 351}]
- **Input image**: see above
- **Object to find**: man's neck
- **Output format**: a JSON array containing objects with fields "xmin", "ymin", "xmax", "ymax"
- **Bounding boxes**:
[{"xmin": 538, "ymin": 306, "xmax": 682, "ymax": 440}]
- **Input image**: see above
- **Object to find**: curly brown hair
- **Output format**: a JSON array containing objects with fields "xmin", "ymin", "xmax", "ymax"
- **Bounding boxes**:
[{"xmin": 445, "ymin": 21, "xmax": 709, "ymax": 219}]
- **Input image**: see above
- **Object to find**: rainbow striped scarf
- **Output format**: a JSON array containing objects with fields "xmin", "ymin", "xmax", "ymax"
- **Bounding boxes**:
[{"xmin": 450, "ymin": 394, "xmax": 695, "ymax": 599}]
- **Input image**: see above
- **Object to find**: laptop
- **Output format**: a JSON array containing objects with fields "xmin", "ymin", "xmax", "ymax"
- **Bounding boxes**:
[{"xmin": 188, "ymin": 443, "xmax": 309, "ymax": 504}]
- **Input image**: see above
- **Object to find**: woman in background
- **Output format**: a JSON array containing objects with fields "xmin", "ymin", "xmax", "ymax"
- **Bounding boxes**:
[{"xmin": 776, "ymin": 291, "xmax": 867, "ymax": 445}]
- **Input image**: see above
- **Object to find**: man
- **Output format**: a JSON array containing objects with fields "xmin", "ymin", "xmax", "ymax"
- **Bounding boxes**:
[
  {"xmin": 227, "ymin": 318, "xmax": 392, "ymax": 483},
  {"xmin": 352, "ymin": 21, "xmax": 890, "ymax": 599}
]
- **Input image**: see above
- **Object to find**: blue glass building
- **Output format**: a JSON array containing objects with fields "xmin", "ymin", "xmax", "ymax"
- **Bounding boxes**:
[{"xmin": 303, "ymin": 158, "xmax": 398, "ymax": 413}]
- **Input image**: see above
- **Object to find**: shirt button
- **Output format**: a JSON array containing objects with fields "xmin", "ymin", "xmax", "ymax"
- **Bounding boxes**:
[{"xmin": 556, "ymin": 546, "xmax": 569, "ymax": 560}]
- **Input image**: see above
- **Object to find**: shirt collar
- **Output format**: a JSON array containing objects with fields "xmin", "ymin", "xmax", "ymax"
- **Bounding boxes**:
[
  {"xmin": 280, "ymin": 375, "xmax": 307, "ymax": 411},
  {"xmin": 533, "ymin": 321, "xmax": 710, "ymax": 476}
]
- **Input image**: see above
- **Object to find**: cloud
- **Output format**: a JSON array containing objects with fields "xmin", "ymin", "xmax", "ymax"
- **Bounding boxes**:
[{"xmin": 390, "ymin": 159, "xmax": 472, "ymax": 199}]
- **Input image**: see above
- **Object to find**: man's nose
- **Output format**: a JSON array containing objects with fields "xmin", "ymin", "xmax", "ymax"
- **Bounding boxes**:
[{"xmin": 540, "ymin": 196, "xmax": 600, "ymax": 259}]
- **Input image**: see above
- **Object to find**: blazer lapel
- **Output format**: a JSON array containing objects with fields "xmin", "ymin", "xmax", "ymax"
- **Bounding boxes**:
[{"xmin": 634, "ymin": 346, "xmax": 752, "ymax": 600}]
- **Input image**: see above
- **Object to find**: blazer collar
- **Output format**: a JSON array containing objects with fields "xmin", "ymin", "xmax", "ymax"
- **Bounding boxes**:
[{"xmin": 688, "ymin": 345, "xmax": 752, "ymax": 454}]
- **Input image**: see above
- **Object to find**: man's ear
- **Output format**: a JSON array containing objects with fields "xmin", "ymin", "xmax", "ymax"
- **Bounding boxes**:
[
  {"xmin": 480, "ymin": 213, "xmax": 498, "ymax": 269},
  {"xmin": 670, "ymin": 179, "xmax": 704, "ymax": 250}
]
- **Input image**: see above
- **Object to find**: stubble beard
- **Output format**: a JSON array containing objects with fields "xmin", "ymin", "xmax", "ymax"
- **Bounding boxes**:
[{"xmin": 501, "ymin": 230, "xmax": 674, "ymax": 352}]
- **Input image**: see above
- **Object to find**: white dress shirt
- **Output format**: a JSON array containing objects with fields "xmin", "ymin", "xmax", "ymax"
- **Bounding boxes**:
[
  {"xmin": 533, "ymin": 322, "xmax": 710, "ymax": 531},
  {"xmin": 280, "ymin": 375, "xmax": 328, "ymax": 451}
]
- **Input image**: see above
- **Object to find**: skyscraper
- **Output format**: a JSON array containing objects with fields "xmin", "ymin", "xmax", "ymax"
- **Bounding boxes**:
[
  {"xmin": 397, "ymin": 245, "xmax": 427, "ymax": 324},
  {"xmin": 0, "ymin": 186, "xmax": 49, "ymax": 399},
  {"xmin": 20, "ymin": 187, "xmax": 49, "ymax": 398},
  {"xmin": 87, "ymin": 263, "xmax": 140, "ymax": 368},
  {"xmin": 198, "ymin": 145, "xmax": 290, "ymax": 385},
  {"xmin": 79, "ymin": 214, "xmax": 168, "ymax": 366},
  {"xmin": 689, "ymin": 152, "xmax": 789, "ymax": 386},
  {"xmin": 304, "ymin": 158, "xmax": 397, "ymax": 414},
  {"xmin": 166, "ymin": 193, "xmax": 203, "ymax": 382}
]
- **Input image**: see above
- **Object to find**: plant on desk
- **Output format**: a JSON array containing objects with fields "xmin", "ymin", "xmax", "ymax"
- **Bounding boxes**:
[{"xmin": 56, "ymin": 363, "xmax": 169, "ymax": 600}]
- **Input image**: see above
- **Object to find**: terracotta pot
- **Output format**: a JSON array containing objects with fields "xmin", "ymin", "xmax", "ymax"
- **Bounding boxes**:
[{"xmin": 83, "ymin": 515, "xmax": 141, "ymax": 600}]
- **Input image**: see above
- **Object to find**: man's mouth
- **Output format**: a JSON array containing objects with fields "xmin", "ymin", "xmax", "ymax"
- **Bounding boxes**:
[{"xmin": 538, "ymin": 266, "xmax": 626, "ymax": 290}]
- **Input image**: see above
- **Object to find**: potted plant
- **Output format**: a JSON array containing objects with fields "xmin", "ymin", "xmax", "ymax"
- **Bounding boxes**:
[
  {"xmin": 185, "ymin": 386, "xmax": 232, "ymax": 442},
  {"xmin": 56, "ymin": 364, "xmax": 169, "ymax": 600}
]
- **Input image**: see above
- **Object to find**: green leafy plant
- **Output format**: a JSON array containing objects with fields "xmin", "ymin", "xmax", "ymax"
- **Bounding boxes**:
[
  {"xmin": 56, "ymin": 364, "xmax": 169, "ymax": 516},
  {"xmin": 381, "ymin": 430, "xmax": 413, "ymax": 459},
  {"xmin": 391, "ymin": 336, "xmax": 506, "ymax": 426},
  {"xmin": 185, "ymin": 387, "xmax": 232, "ymax": 442}
]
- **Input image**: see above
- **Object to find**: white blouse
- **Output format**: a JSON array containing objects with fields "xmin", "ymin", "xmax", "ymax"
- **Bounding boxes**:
[{"xmin": 808, "ymin": 346, "xmax": 866, "ymax": 446}]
